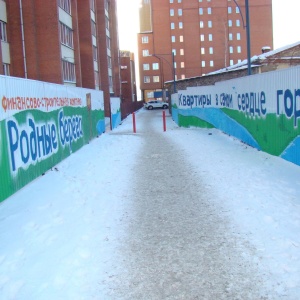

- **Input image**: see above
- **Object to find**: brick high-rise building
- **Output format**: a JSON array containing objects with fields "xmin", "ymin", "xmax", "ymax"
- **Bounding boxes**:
[
  {"xmin": 138, "ymin": 0, "xmax": 273, "ymax": 101},
  {"xmin": 119, "ymin": 50, "xmax": 138, "ymax": 119},
  {"xmin": 0, "ymin": 0, "xmax": 121, "ymax": 116}
]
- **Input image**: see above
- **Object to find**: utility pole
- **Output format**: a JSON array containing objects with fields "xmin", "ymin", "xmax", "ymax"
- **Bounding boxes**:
[{"xmin": 245, "ymin": 0, "xmax": 251, "ymax": 75}]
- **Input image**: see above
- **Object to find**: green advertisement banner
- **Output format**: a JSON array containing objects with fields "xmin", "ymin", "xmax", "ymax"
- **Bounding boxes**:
[
  {"xmin": 171, "ymin": 66, "xmax": 300, "ymax": 166},
  {"xmin": 0, "ymin": 76, "xmax": 105, "ymax": 202}
]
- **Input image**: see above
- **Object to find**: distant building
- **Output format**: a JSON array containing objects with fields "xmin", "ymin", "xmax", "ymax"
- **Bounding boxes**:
[
  {"xmin": 164, "ymin": 42, "xmax": 300, "ymax": 91},
  {"xmin": 120, "ymin": 51, "xmax": 137, "ymax": 103},
  {"xmin": 0, "ymin": 0, "xmax": 120, "ymax": 117},
  {"xmin": 119, "ymin": 50, "xmax": 140, "ymax": 118},
  {"xmin": 208, "ymin": 41, "xmax": 300, "ymax": 75},
  {"xmin": 138, "ymin": 0, "xmax": 273, "ymax": 101}
]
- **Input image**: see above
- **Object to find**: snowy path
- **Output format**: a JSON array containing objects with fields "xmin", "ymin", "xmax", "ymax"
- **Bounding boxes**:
[
  {"xmin": 0, "ymin": 109, "xmax": 300, "ymax": 299},
  {"xmin": 100, "ymin": 110, "xmax": 276, "ymax": 299}
]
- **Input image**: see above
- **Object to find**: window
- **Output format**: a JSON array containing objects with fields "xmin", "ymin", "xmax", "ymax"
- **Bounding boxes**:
[
  {"xmin": 171, "ymin": 22, "xmax": 175, "ymax": 29},
  {"xmin": 109, "ymin": 75, "xmax": 113, "ymax": 92},
  {"xmin": 58, "ymin": 0, "xmax": 71, "ymax": 14},
  {"xmin": 147, "ymin": 91, "xmax": 154, "ymax": 98},
  {"xmin": 60, "ymin": 23, "xmax": 74, "ymax": 48},
  {"xmin": 201, "ymin": 47, "xmax": 205, "ymax": 54},
  {"xmin": 91, "ymin": 21, "xmax": 96, "ymax": 36},
  {"xmin": 181, "ymin": 74, "xmax": 185, "ymax": 79},
  {"xmin": 208, "ymin": 21, "xmax": 212, "ymax": 28},
  {"xmin": 170, "ymin": 0, "xmax": 173, "ymax": 2},
  {"xmin": 208, "ymin": 34, "xmax": 213, "ymax": 41},
  {"xmin": 153, "ymin": 76, "xmax": 160, "ymax": 82},
  {"xmin": 142, "ymin": 36, "xmax": 149, "ymax": 43},
  {"xmin": 105, "ymin": 16, "xmax": 109, "ymax": 30},
  {"xmin": 93, "ymin": 46, "xmax": 98, "ymax": 61},
  {"xmin": 229, "ymin": 33, "xmax": 233, "ymax": 41},
  {"xmin": 229, "ymin": 46, "xmax": 233, "ymax": 53},
  {"xmin": 237, "ymin": 46, "xmax": 241, "ymax": 53},
  {"xmin": 152, "ymin": 63, "xmax": 159, "ymax": 70},
  {"xmin": 106, "ymin": 36, "xmax": 111, "ymax": 50},
  {"xmin": 207, "ymin": 7, "xmax": 212, "ymax": 14},
  {"xmin": 180, "ymin": 35, "xmax": 184, "ymax": 42},
  {"xmin": 228, "ymin": 20, "xmax": 232, "ymax": 27},
  {"xmin": 62, "ymin": 60, "xmax": 76, "ymax": 82},
  {"xmin": 237, "ymin": 33, "xmax": 241, "ymax": 40},
  {"xmin": 142, "ymin": 49, "xmax": 149, "ymax": 56},
  {"xmin": 236, "ymin": 20, "xmax": 240, "ymax": 27},
  {"xmin": 236, "ymin": 7, "xmax": 240, "ymax": 13},
  {"xmin": 210, "ymin": 60, "xmax": 214, "ymax": 67},
  {"xmin": 202, "ymin": 61, "xmax": 205, "ymax": 67},
  {"xmin": 172, "ymin": 36, "xmax": 176, "ymax": 42},
  {"xmin": 199, "ymin": 8, "xmax": 203, "ymax": 15},
  {"xmin": 170, "ymin": 9, "xmax": 174, "ymax": 16},
  {"xmin": 178, "ymin": 0, "xmax": 182, "ymax": 3},
  {"xmin": 143, "ymin": 63, "xmax": 150, "ymax": 70},
  {"xmin": 228, "ymin": 7, "xmax": 232, "ymax": 14},
  {"xmin": 172, "ymin": 49, "xmax": 176, "ymax": 56},
  {"xmin": 200, "ymin": 21, "xmax": 204, "ymax": 28},
  {"xmin": 90, "ymin": 0, "xmax": 95, "ymax": 11},
  {"xmin": 179, "ymin": 22, "xmax": 183, "ymax": 29},
  {"xmin": 230, "ymin": 60, "xmax": 234, "ymax": 66},
  {"xmin": 94, "ymin": 71, "xmax": 99, "ymax": 87},
  {"xmin": 144, "ymin": 76, "xmax": 150, "ymax": 83},
  {"xmin": 200, "ymin": 34, "xmax": 204, "ymax": 41},
  {"xmin": 0, "ymin": 21, "xmax": 7, "ymax": 42},
  {"xmin": 180, "ymin": 49, "xmax": 184, "ymax": 55},
  {"xmin": 209, "ymin": 47, "xmax": 213, "ymax": 54},
  {"xmin": 178, "ymin": 9, "xmax": 182, "ymax": 16},
  {"xmin": 107, "ymin": 56, "xmax": 112, "ymax": 68},
  {"xmin": 105, "ymin": 0, "xmax": 110, "ymax": 10},
  {"xmin": 3, "ymin": 64, "xmax": 10, "ymax": 76},
  {"xmin": 181, "ymin": 62, "xmax": 185, "ymax": 68}
]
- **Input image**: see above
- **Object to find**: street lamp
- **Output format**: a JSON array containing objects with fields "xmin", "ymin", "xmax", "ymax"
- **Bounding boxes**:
[
  {"xmin": 232, "ymin": 0, "xmax": 251, "ymax": 75},
  {"xmin": 151, "ymin": 52, "xmax": 177, "ymax": 94}
]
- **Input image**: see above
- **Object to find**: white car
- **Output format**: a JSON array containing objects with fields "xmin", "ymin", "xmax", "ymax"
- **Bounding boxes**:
[{"xmin": 144, "ymin": 100, "xmax": 169, "ymax": 110}]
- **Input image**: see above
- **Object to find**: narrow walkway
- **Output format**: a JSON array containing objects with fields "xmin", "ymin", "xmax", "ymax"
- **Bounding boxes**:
[{"xmin": 101, "ymin": 110, "xmax": 273, "ymax": 299}]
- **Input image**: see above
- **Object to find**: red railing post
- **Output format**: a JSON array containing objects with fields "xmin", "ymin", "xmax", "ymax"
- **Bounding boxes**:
[
  {"xmin": 132, "ymin": 112, "xmax": 136, "ymax": 133},
  {"xmin": 163, "ymin": 111, "xmax": 166, "ymax": 132}
]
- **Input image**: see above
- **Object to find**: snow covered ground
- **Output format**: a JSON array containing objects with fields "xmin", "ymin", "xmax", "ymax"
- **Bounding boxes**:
[{"xmin": 0, "ymin": 108, "xmax": 300, "ymax": 299}]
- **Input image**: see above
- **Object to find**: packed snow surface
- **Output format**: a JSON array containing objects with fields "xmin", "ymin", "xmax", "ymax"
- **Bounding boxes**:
[{"xmin": 1, "ymin": 109, "xmax": 300, "ymax": 299}]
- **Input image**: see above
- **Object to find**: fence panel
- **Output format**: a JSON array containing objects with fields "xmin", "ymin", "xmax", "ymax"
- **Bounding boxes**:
[
  {"xmin": 0, "ymin": 76, "xmax": 105, "ymax": 202},
  {"xmin": 172, "ymin": 66, "xmax": 300, "ymax": 166},
  {"xmin": 110, "ymin": 97, "xmax": 121, "ymax": 130}
]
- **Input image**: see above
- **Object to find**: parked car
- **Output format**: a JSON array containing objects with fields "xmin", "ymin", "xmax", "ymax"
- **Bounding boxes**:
[{"xmin": 144, "ymin": 100, "xmax": 169, "ymax": 110}]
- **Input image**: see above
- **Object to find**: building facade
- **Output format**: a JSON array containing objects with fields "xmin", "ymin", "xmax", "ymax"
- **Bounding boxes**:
[
  {"xmin": 0, "ymin": 0, "xmax": 121, "ymax": 116},
  {"xmin": 138, "ymin": 0, "xmax": 273, "ymax": 101},
  {"xmin": 119, "ymin": 50, "xmax": 143, "ymax": 119},
  {"xmin": 164, "ymin": 42, "xmax": 300, "ymax": 95}
]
